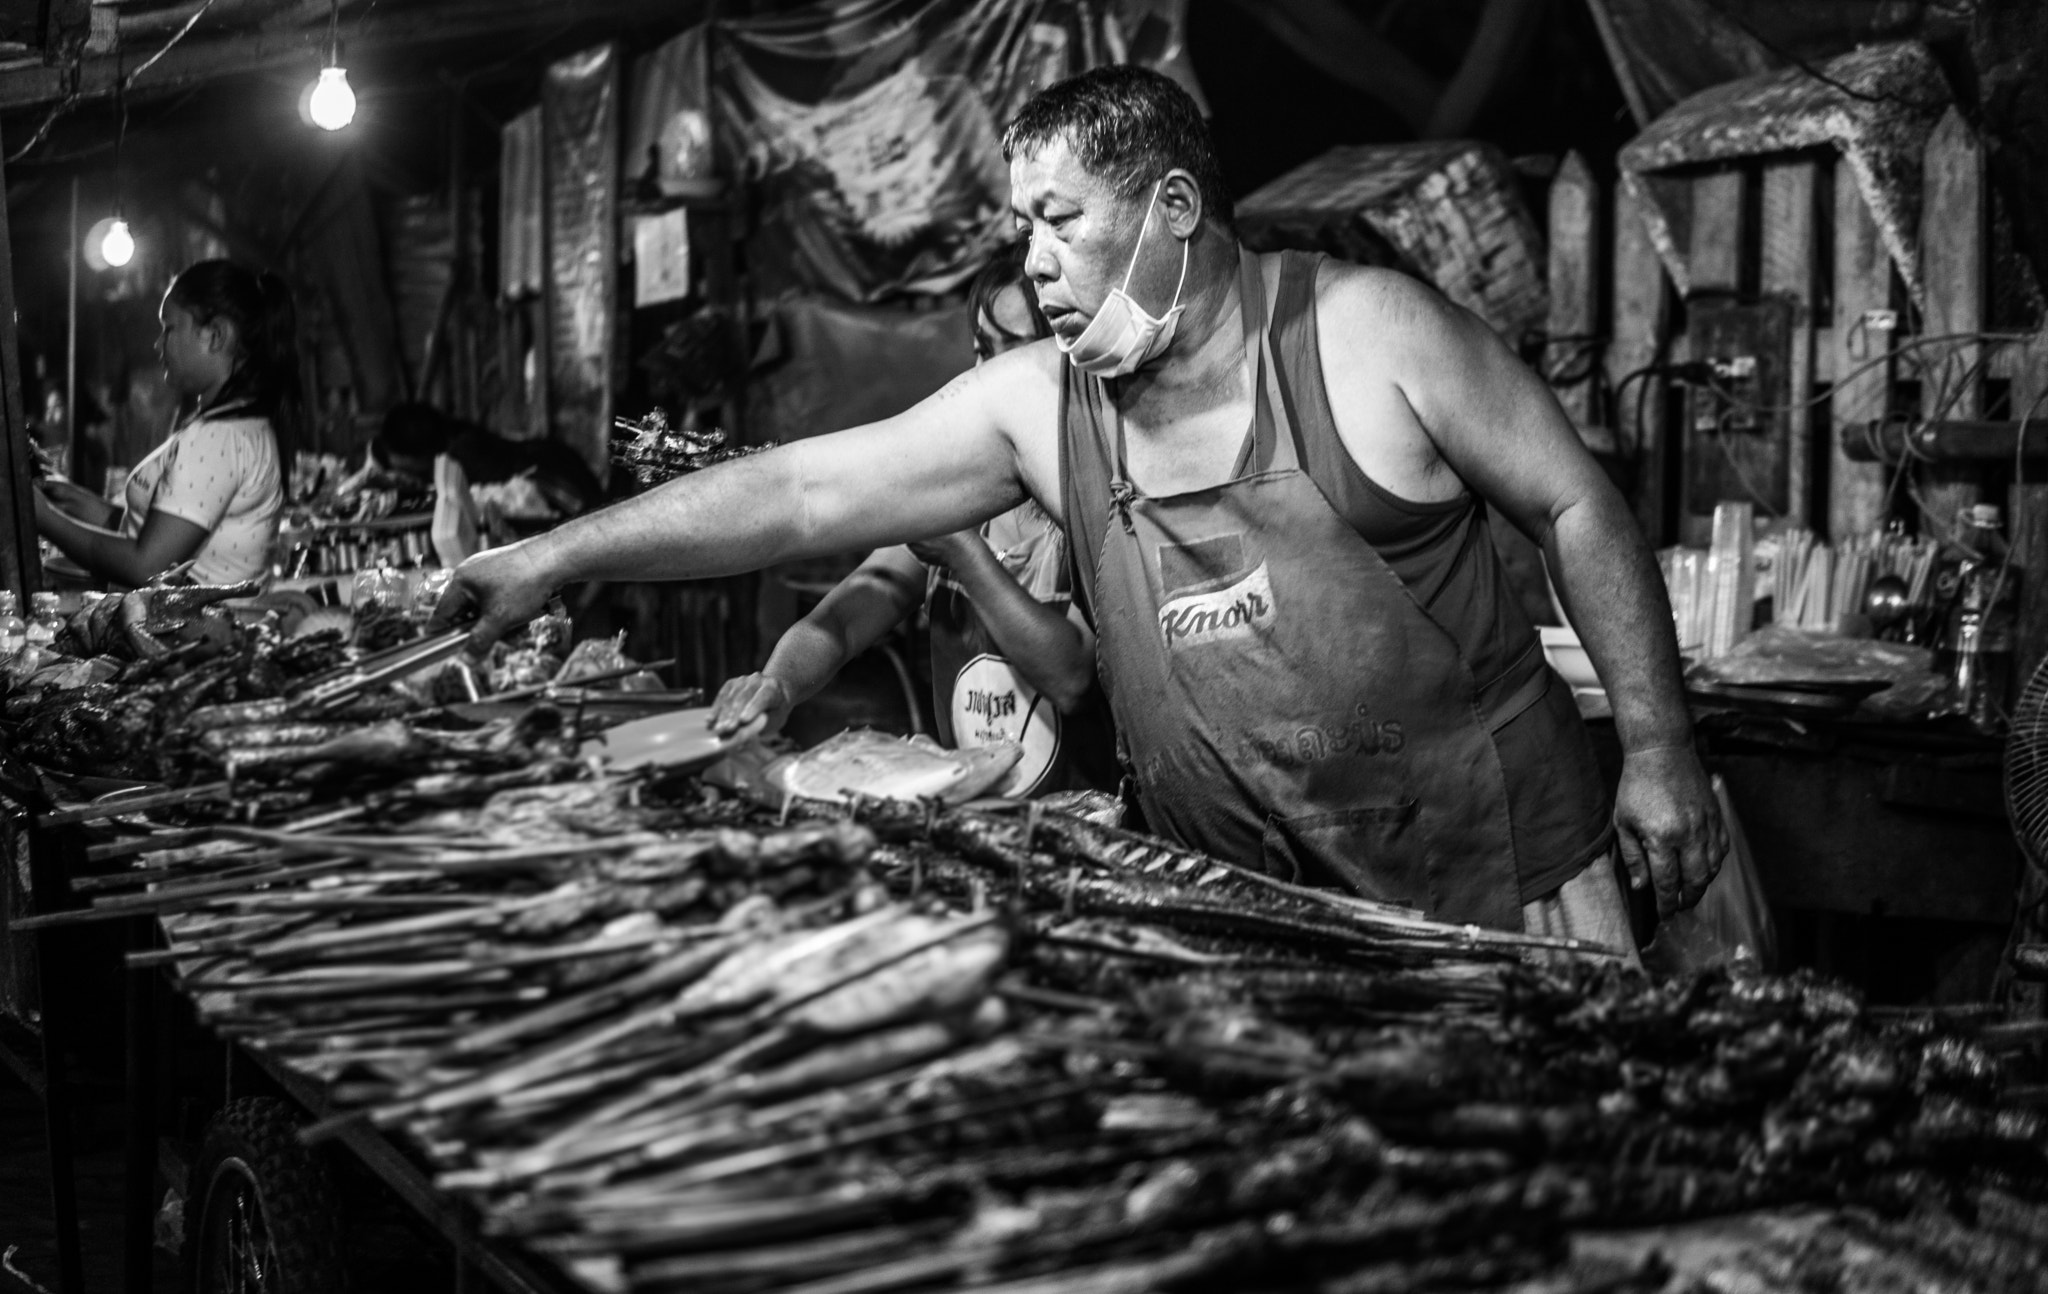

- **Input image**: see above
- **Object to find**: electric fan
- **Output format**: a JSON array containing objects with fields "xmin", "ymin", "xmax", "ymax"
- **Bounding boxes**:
[{"xmin": 1999, "ymin": 652, "xmax": 2048, "ymax": 1010}]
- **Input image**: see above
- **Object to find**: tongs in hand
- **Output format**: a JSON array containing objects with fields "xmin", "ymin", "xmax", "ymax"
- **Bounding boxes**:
[{"xmin": 289, "ymin": 627, "xmax": 474, "ymax": 715}]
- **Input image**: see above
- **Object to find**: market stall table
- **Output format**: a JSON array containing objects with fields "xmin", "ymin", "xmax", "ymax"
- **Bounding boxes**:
[{"xmin": 4, "ymin": 588, "xmax": 2046, "ymax": 1294}]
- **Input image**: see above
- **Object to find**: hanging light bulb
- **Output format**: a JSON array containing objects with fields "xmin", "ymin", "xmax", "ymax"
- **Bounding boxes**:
[
  {"xmin": 305, "ymin": 0, "xmax": 354, "ymax": 131},
  {"xmin": 100, "ymin": 217, "xmax": 135, "ymax": 268},
  {"xmin": 308, "ymin": 65, "xmax": 355, "ymax": 131}
]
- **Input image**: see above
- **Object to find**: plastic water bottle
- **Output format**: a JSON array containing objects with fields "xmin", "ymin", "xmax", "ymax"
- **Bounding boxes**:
[
  {"xmin": 26, "ymin": 592, "xmax": 63, "ymax": 651},
  {"xmin": 0, "ymin": 591, "xmax": 25, "ymax": 660}
]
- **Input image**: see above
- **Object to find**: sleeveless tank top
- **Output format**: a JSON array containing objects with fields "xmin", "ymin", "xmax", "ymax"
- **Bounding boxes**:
[{"xmin": 1063, "ymin": 250, "xmax": 1612, "ymax": 902}]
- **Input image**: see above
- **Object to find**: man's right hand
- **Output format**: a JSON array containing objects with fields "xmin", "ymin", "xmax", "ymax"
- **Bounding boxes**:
[
  {"xmin": 429, "ymin": 538, "xmax": 559, "ymax": 653},
  {"xmin": 710, "ymin": 673, "xmax": 796, "ymax": 736}
]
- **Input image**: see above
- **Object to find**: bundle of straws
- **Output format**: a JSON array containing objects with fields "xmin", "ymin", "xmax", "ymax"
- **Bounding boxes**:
[{"xmin": 1767, "ymin": 528, "xmax": 1939, "ymax": 630}]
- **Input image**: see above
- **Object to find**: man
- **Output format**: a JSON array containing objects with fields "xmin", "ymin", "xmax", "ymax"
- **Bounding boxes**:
[
  {"xmin": 438, "ymin": 66, "xmax": 1724, "ymax": 942},
  {"xmin": 709, "ymin": 251, "xmax": 1119, "ymax": 798}
]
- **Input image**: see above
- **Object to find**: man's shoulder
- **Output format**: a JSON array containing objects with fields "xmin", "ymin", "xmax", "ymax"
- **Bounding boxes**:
[
  {"xmin": 954, "ymin": 339, "xmax": 1064, "ymax": 433},
  {"xmin": 1309, "ymin": 259, "xmax": 1467, "ymax": 338}
]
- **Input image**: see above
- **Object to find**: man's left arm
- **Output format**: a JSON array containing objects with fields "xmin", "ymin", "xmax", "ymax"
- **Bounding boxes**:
[{"xmin": 1352, "ymin": 279, "xmax": 1727, "ymax": 915}]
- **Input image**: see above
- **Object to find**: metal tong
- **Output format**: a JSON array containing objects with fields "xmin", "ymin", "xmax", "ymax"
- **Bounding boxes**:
[{"xmin": 289, "ymin": 627, "xmax": 474, "ymax": 715}]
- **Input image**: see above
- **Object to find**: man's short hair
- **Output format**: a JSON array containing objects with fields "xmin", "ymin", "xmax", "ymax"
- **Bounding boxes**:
[{"xmin": 1001, "ymin": 65, "xmax": 1233, "ymax": 231}]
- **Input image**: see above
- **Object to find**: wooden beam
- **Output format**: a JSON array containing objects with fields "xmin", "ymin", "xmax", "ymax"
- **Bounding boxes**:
[
  {"xmin": 1678, "ymin": 168, "xmax": 1747, "ymax": 545},
  {"xmin": 1686, "ymin": 168, "xmax": 1745, "ymax": 295},
  {"xmin": 1424, "ymin": 0, "xmax": 1543, "ymax": 139},
  {"xmin": 1545, "ymin": 151, "xmax": 1601, "ymax": 437},
  {"xmin": 1918, "ymin": 107, "xmax": 1987, "ymax": 544},
  {"xmin": 1760, "ymin": 158, "xmax": 1817, "ymax": 530},
  {"xmin": 2007, "ymin": 331, "xmax": 2048, "ymax": 684},
  {"xmin": 1829, "ymin": 157, "xmax": 1892, "ymax": 540},
  {"xmin": 0, "ymin": 118, "xmax": 36, "ymax": 602},
  {"xmin": 1610, "ymin": 179, "xmax": 1670, "ymax": 544},
  {"xmin": 1845, "ymin": 420, "xmax": 2048, "ymax": 463},
  {"xmin": 0, "ymin": 0, "xmax": 690, "ymax": 111},
  {"xmin": 1581, "ymin": 0, "xmax": 1653, "ymax": 129}
]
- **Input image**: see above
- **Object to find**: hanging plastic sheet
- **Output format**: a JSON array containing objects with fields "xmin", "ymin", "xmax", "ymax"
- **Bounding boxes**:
[
  {"xmin": 499, "ymin": 106, "xmax": 545, "ymax": 300},
  {"xmin": 543, "ymin": 44, "xmax": 622, "ymax": 480}
]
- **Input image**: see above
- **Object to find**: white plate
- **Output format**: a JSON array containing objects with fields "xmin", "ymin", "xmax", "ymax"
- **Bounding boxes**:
[{"xmin": 578, "ymin": 705, "xmax": 765, "ymax": 772}]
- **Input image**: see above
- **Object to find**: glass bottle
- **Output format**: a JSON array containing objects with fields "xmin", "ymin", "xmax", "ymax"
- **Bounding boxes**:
[
  {"xmin": 1941, "ymin": 509, "xmax": 2018, "ymax": 735},
  {"xmin": 0, "ymin": 591, "xmax": 25, "ymax": 659},
  {"xmin": 26, "ymin": 592, "xmax": 63, "ymax": 651}
]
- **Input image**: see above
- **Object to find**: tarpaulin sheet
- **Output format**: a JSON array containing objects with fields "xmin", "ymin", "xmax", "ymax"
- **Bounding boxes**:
[
  {"xmin": 543, "ymin": 44, "xmax": 622, "ymax": 480},
  {"xmin": 710, "ymin": 0, "xmax": 1192, "ymax": 302},
  {"xmin": 747, "ymin": 293, "xmax": 973, "ymax": 447}
]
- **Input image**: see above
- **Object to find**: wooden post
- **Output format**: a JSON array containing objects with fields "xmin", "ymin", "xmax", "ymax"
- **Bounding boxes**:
[
  {"xmin": 2009, "ymin": 332, "xmax": 2048, "ymax": 685},
  {"xmin": 1918, "ymin": 107, "xmax": 1986, "ymax": 544},
  {"xmin": 0, "ymin": 121, "xmax": 40, "ymax": 603},
  {"xmin": 1760, "ymin": 158, "xmax": 1817, "ymax": 531},
  {"xmin": 1686, "ymin": 168, "xmax": 1745, "ymax": 295},
  {"xmin": 1679, "ymin": 168, "xmax": 1747, "ymax": 545},
  {"xmin": 1830, "ymin": 159, "xmax": 1893, "ymax": 540},
  {"xmin": 1611, "ymin": 180, "xmax": 1670, "ymax": 544},
  {"xmin": 1545, "ymin": 151, "xmax": 1602, "ymax": 440}
]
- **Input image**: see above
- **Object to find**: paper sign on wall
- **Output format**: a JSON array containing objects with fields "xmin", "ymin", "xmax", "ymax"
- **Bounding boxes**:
[{"xmin": 633, "ymin": 208, "xmax": 692, "ymax": 307}]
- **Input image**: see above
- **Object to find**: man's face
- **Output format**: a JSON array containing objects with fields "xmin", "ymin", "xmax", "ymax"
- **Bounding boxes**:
[{"xmin": 1008, "ymin": 138, "xmax": 1180, "ymax": 343}]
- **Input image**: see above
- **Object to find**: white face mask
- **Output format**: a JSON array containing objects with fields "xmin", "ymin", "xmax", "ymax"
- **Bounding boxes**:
[{"xmin": 1056, "ymin": 181, "xmax": 1188, "ymax": 378}]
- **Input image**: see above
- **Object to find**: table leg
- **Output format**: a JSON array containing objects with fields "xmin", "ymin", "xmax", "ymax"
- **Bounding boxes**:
[
  {"xmin": 124, "ymin": 918, "xmax": 160, "ymax": 1294},
  {"xmin": 26, "ymin": 821, "xmax": 86, "ymax": 1294}
]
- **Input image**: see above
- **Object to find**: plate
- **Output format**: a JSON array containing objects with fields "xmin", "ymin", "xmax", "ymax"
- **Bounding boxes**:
[
  {"xmin": 1685, "ymin": 680, "xmax": 1880, "ymax": 714},
  {"xmin": 578, "ymin": 705, "xmax": 766, "ymax": 772}
]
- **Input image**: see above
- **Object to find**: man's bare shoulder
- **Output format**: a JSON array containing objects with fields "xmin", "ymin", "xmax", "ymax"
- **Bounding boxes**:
[
  {"xmin": 1309, "ymin": 259, "xmax": 1491, "ymax": 361},
  {"xmin": 922, "ymin": 337, "xmax": 1065, "ymax": 522},
  {"xmin": 955, "ymin": 338, "xmax": 1063, "ymax": 436}
]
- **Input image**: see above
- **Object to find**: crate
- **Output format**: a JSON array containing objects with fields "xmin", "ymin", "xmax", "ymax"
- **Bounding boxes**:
[{"xmin": 1543, "ymin": 55, "xmax": 2047, "ymax": 596}]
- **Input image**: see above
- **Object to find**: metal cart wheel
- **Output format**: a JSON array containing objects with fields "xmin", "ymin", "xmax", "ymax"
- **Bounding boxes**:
[{"xmin": 186, "ymin": 1097, "xmax": 351, "ymax": 1294}]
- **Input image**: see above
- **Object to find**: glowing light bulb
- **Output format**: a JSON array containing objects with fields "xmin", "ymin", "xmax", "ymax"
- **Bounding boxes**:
[
  {"xmin": 308, "ymin": 66, "xmax": 356, "ymax": 131},
  {"xmin": 101, "ymin": 218, "xmax": 134, "ymax": 268}
]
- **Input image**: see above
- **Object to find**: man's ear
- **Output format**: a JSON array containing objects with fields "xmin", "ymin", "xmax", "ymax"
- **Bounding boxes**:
[{"xmin": 1159, "ymin": 169, "xmax": 1203, "ymax": 239}]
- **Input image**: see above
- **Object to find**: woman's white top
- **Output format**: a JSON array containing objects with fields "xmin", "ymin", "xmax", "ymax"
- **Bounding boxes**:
[{"xmin": 120, "ymin": 402, "xmax": 282, "ymax": 585}]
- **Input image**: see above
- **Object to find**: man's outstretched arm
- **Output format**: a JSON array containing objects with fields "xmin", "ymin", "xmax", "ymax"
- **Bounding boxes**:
[{"xmin": 434, "ymin": 355, "xmax": 1052, "ymax": 651}]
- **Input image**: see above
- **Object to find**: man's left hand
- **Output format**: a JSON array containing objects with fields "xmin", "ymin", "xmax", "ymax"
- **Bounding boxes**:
[{"xmin": 1613, "ymin": 743, "xmax": 1727, "ymax": 918}]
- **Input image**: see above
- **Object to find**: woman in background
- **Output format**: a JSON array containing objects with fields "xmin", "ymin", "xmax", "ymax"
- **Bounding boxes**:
[
  {"xmin": 712, "ymin": 249, "xmax": 1118, "ymax": 798},
  {"xmin": 34, "ymin": 259, "xmax": 299, "ymax": 587}
]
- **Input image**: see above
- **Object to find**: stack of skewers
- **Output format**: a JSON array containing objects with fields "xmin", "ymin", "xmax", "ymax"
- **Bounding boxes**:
[{"xmin": 34, "ymin": 774, "xmax": 2048, "ymax": 1294}]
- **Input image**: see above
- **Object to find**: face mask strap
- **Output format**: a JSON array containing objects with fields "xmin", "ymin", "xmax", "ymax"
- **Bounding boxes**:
[{"xmin": 1118, "ymin": 180, "xmax": 1165, "ymax": 295}]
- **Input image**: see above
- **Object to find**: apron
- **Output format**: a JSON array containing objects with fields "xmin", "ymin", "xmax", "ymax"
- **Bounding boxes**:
[{"xmin": 1081, "ymin": 253, "xmax": 1525, "ymax": 931}]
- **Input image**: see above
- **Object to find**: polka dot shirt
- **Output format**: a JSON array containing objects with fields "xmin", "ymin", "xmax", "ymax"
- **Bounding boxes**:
[{"xmin": 121, "ymin": 408, "xmax": 283, "ymax": 585}]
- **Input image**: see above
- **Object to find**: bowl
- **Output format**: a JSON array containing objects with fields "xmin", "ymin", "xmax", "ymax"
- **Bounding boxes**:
[{"xmin": 1539, "ymin": 625, "xmax": 1601, "ymax": 692}]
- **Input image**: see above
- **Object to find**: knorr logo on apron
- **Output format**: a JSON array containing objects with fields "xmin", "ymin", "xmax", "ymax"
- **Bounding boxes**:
[
  {"xmin": 949, "ymin": 654, "xmax": 1060, "ymax": 795},
  {"xmin": 1158, "ymin": 560, "xmax": 1277, "ymax": 650}
]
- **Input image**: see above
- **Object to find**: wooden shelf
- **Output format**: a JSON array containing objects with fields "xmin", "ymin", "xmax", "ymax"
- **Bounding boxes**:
[{"xmin": 283, "ymin": 512, "xmax": 434, "ymax": 535}]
